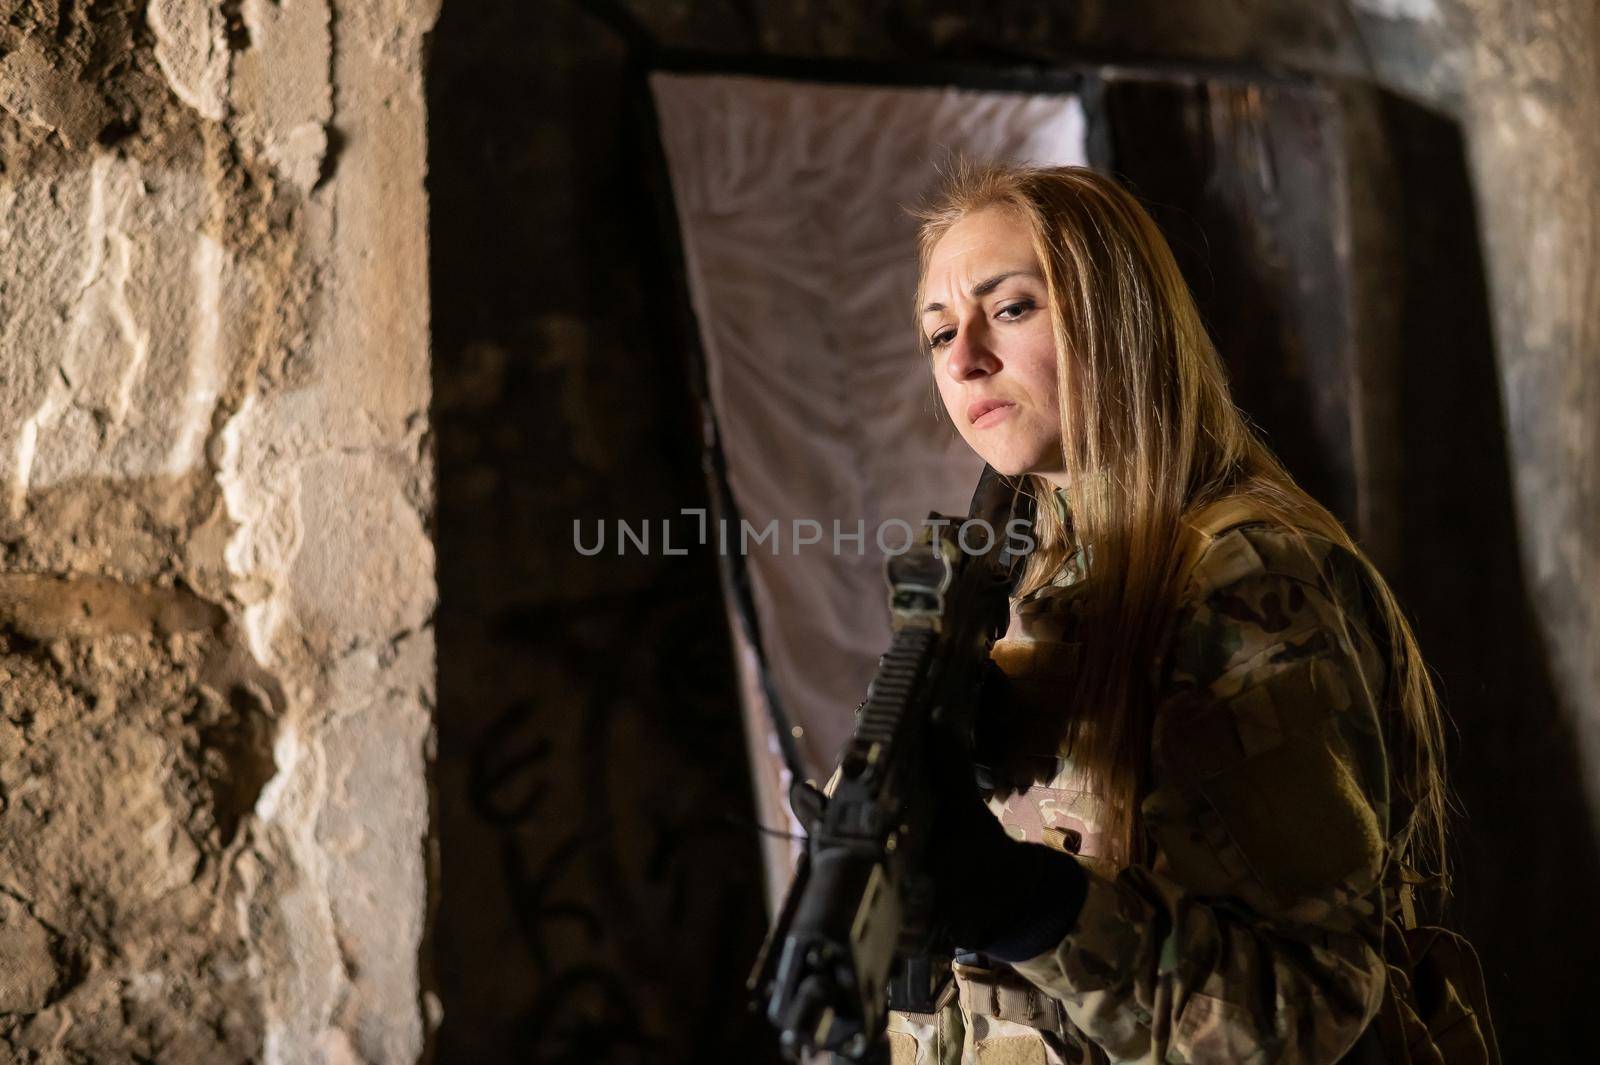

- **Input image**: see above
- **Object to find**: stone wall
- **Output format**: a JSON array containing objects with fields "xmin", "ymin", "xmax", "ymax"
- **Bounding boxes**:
[{"xmin": 0, "ymin": 1, "xmax": 438, "ymax": 1061}]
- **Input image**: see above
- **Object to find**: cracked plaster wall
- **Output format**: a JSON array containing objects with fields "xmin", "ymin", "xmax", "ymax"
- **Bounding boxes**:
[{"xmin": 0, "ymin": 1, "xmax": 439, "ymax": 1062}]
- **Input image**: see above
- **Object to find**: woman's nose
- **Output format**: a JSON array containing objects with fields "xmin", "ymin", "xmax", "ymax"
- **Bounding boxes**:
[{"xmin": 944, "ymin": 325, "xmax": 1000, "ymax": 382}]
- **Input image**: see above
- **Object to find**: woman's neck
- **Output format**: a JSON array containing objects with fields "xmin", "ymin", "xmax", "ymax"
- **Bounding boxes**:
[{"xmin": 1037, "ymin": 470, "xmax": 1071, "ymax": 491}]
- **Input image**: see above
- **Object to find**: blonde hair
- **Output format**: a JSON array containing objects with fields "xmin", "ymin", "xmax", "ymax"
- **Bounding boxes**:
[{"xmin": 909, "ymin": 158, "xmax": 1449, "ymax": 887}]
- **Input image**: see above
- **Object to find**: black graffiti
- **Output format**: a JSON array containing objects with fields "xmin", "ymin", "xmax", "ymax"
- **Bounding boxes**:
[{"xmin": 464, "ymin": 572, "xmax": 774, "ymax": 1062}]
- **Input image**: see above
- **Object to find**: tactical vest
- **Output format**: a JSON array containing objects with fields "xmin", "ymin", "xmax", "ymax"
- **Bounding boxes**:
[{"xmin": 884, "ymin": 498, "xmax": 1500, "ymax": 1065}]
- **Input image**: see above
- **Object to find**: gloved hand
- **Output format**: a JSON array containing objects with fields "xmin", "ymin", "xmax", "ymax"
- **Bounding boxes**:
[{"xmin": 922, "ymin": 725, "xmax": 1089, "ymax": 962}]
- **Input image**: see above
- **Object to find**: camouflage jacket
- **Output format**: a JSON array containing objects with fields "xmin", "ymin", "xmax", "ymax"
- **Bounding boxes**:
[{"xmin": 885, "ymin": 491, "xmax": 1397, "ymax": 1065}]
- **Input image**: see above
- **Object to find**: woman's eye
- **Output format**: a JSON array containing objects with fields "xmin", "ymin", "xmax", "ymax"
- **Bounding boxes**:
[{"xmin": 928, "ymin": 300, "xmax": 1033, "ymax": 350}]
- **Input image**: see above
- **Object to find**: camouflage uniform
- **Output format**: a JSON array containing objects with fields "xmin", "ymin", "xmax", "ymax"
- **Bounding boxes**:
[{"xmin": 887, "ymin": 490, "xmax": 1398, "ymax": 1065}]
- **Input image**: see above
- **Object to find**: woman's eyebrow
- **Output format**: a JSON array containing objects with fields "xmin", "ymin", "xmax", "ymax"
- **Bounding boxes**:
[{"xmin": 921, "ymin": 270, "xmax": 1039, "ymax": 314}]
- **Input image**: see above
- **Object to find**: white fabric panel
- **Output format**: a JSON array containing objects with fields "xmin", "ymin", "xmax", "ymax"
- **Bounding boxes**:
[{"xmin": 650, "ymin": 72, "xmax": 1088, "ymax": 912}]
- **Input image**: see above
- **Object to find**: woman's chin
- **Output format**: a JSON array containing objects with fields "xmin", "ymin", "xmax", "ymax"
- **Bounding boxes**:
[
  {"xmin": 962, "ymin": 432, "xmax": 1061, "ymax": 479},
  {"xmin": 978, "ymin": 453, "xmax": 1032, "ymax": 478},
  {"xmin": 977, "ymin": 438, "xmax": 1066, "ymax": 481}
]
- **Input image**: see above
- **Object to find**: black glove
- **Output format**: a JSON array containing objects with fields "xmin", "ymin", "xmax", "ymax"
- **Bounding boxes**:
[{"xmin": 922, "ymin": 725, "xmax": 1089, "ymax": 962}]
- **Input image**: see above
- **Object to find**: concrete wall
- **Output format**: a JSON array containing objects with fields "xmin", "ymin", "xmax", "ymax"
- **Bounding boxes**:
[
  {"xmin": 0, "ymin": 2, "xmax": 439, "ymax": 1061},
  {"xmin": 423, "ymin": 1, "xmax": 1595, "ymax": 1060},
  {"xmin": 424, "ymin": 5, "xmax": 778, "ymax": 1061}
]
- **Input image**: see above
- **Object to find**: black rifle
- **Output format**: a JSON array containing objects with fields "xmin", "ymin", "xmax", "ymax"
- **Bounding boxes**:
[{"xmin": 747, "ymin": 465, "xmax": 1034, "ymax": 1062}]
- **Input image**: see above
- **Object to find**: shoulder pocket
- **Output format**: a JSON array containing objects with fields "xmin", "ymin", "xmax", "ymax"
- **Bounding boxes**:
[{"xmin": 1158, "ymin": 654, "xmax": 1384, "ymax": 907}]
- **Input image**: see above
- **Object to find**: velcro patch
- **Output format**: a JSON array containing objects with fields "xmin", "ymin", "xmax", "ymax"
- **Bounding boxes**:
[{"xmin": 971, "ymin": 1035, "xmax": 1047, "ymax": 1065}]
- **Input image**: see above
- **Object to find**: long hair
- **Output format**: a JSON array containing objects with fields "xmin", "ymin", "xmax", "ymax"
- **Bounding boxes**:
[{"xmin": 908, "ymin": 159, "xmax": 1449, "ymax": 887}]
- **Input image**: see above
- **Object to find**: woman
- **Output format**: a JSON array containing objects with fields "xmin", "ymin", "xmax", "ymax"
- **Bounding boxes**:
[{"xmin": 894, "ymin": 160, "xmax": 1450, "ymax": 1064}]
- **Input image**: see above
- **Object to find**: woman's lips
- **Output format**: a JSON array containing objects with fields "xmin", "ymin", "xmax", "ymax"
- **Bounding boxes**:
[{"xmin": 967, "ymin": 399, "xmax": 1016, "ymax": 428}]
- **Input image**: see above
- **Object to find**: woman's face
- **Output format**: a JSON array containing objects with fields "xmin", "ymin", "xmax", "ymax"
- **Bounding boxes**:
[{"xmin": 920, "ymin": 206, "xmax": 1068, "ymax": 485}]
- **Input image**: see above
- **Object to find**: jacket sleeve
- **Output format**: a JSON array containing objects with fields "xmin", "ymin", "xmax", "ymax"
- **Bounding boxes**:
[{"xmin": 1006, "ymin": 526, "xmax": 1394, "ymax": 1064}]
